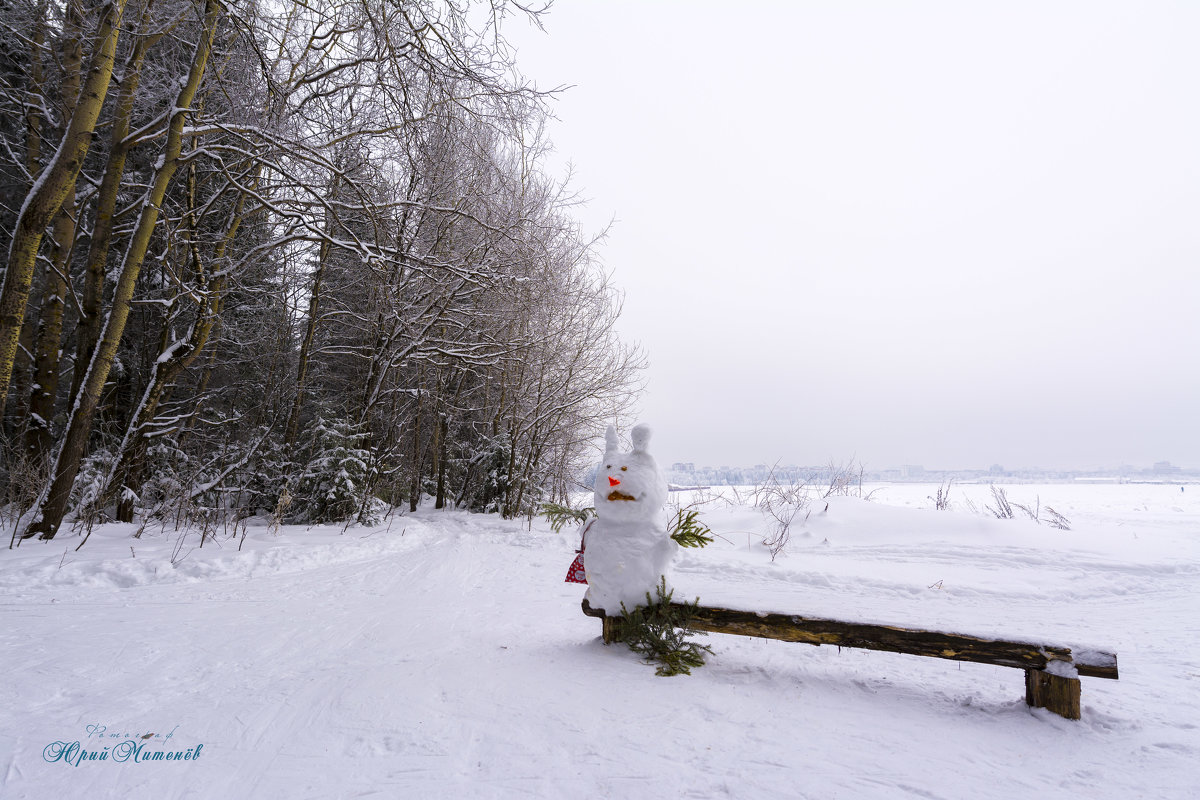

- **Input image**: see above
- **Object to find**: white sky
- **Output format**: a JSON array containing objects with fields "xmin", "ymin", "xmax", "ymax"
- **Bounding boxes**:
[{"xmin": 507, "ymin": 1, "xmax": 1200, "ymax": 471}]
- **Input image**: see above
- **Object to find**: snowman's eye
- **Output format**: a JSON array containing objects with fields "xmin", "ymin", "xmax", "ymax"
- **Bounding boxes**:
[
  {"xmin": 621, "ymin": 466, "xmax": 627, "ymax": 471},
  {"xmin": 606, "ymin": 465, "xmax": 611, "ymax": 469}
]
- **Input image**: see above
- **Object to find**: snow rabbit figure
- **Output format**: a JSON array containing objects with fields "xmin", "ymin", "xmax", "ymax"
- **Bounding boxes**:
[{"xmin": 583, "ymin": 423, "xmax": 676, "ymax": 615}]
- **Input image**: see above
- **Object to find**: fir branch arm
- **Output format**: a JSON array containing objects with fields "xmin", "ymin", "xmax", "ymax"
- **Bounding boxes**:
[{"xmin": 669, "ymin": 509, "xmax": 713, "ymax": 548}]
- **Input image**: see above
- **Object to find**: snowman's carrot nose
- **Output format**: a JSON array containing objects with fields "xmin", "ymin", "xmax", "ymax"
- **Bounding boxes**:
[{"xmin": 608, "ymin": 476, "xmax": 621, "ymax": 487}]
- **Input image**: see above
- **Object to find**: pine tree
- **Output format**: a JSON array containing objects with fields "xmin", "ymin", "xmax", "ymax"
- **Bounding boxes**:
[
  {"xmin": 294, "ymin": 418, "xmax": 376, "ymax": 523},
  {"xmin": 618, "ymin": 578, "xmax": 714, "ymax": 677}
]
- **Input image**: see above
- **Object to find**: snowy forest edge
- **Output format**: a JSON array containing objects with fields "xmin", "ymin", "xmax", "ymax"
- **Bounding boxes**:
[{"xmin": 0, "ymin": 0, "xmax": 646, "ymax": 542}]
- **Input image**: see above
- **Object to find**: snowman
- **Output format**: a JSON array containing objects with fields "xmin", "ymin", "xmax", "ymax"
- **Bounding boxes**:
[{"xmin": 576, "ymin": 423, "xmax": 676, "ymax": 615}]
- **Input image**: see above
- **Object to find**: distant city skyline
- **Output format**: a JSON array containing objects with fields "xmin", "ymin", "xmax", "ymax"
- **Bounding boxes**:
[
  {"xmin": 510, "ymin": 2, "xmax": 1199, "ymax": 473},
  {"xmin": 660, "ymin": 459, "xmax": 1197, "ymax": 488},
  {"xmin": 664, "ymin": 458, "xmax": 1192, "ymax": 475}
]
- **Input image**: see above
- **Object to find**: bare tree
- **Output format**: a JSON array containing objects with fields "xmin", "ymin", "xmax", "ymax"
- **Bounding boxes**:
[{"xmin": 2, "ymin": 0, "xmax": 645, "ymax": 538}]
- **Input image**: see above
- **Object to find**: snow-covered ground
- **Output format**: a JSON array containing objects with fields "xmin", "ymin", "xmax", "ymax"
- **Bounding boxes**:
[{"xmin": 2, "ymin": 483, "xmax": 1198, "ymax": 799}]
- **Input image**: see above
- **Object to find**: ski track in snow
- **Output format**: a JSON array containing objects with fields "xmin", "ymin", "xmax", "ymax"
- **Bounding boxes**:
[{"xmin": 1, "ymin": 485, "xmax": 1198, "ymax": 799}]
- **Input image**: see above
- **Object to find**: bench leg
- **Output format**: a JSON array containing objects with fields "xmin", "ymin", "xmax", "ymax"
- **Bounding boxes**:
[
  {"xmin": 1025, "ymin": 669, "xmax": 1081, "ymax": 719},
  {"xmin": 602, "ymin": 616, "xmax": 625, "ymax": 645}
]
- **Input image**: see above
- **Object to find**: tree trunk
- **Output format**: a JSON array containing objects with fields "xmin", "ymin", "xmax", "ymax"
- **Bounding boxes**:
[
  {"xmin": 6, "ymin": 284, "xmax": 41, "ymax": 440},
  {"xmin": 23, "ymin": 0, "xmax": 221, "ymax": 540},
  {"xmin": 503, "ymin": 420, "xmax": 518, "ymax": 516},
  {"xmin": 102, "ymin": 169, "xmax": 246, "ymax": 521},
  {"xmin": 409, "ymin": 373, "xmax": 422, "ymax": 513},
  {"xmin": 23, "ymin": 4, "xmax": 46, "ymax": 176},
  {"xmin": 25, "ymin": 1, "xmax": 84, "ymax": 460},
  {"xmin": 5, "ymin": 4, "xmax": 48, "ymax": 429},
  {"xmin": 283, "ymin": 257, "xmax": 323, "ymax": 448},
  {"xmin": 434, "ymin": 413, "xmax": 448, "ymax": 509},
  {"xmin": 284, "ymin": 164, "xmax": 346, "ymax": 449},
  {"xmin": 70, "ymin": 11, "xmax": 159, "ymax": 406},
  {"xmin": 7, "ymin": 4, "xmax": 48, "ymax": 429},
  {"xmin": 0, "ymin": 0, "xmax": 126, "ymax": 420},
  {"xmin": 510, "ymin": 431, "xmax": 541, "ymax": 520},
  {"xmin": 24, "ymin": 209, "xmax": 71, "ymax": 459}
]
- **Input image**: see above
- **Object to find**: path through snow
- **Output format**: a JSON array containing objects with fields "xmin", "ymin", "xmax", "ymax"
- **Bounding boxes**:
[{"xmin": 1, "ymin": 487, "xmax": 1198, "ymax": 798}]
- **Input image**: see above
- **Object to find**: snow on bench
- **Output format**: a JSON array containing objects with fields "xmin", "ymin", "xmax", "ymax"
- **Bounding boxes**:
[{"xmin": 581, "ymin": 598, "xmax": 1118, "ymax": 720}]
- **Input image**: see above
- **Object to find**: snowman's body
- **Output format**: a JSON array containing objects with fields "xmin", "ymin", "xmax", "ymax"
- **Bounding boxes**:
[{"xmin": 583, "ymin": 424, "xmax": 677, "ymax": 615}]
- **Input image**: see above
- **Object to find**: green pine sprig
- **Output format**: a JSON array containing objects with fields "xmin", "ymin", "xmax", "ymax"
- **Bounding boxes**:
[
  {"xmin": 617, "ymin": 577, "xmax": 713, "ymax": 676},
  {"xmin": 539, "ymin": 501, "xmax": 596, "ymax": 533},
  {"xmin": 668, "ymin": 509, "xmax": 713, "ymax": 548}
]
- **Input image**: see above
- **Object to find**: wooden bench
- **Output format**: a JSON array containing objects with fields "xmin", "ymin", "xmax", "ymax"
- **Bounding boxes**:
[{"xmin": 582, "ymin": 599, "xmax": 1118, "ymax": 720}]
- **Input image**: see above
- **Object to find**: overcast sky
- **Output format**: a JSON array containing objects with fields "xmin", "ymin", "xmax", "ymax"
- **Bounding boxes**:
[{"xmin": 508, "ymin": 1, "xmax": 1199, "ymax": 471}]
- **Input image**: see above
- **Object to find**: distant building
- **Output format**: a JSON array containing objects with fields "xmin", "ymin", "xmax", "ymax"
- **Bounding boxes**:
[
  {"xmin": 900, "ymin": 465, "xmax": 925, "ymax": 479},
  {"xmin": 1153, "ymin": 461, "xmax": 1180, "ymax": 474}
]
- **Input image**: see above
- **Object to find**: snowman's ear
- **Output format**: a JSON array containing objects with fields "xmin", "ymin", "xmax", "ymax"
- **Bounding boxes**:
[
  {"xmin": 604, "ymin": 425, "xmax": 619, "ymax": 455},
  {"xmin": 630, "ymin": 423, "xmax": 651, "ymax": 454}
]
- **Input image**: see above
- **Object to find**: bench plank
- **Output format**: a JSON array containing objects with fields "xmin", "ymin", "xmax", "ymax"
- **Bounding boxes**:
[{"xmin": 582, "ymin": 598, "xmax": 1118, "ymax": 680}]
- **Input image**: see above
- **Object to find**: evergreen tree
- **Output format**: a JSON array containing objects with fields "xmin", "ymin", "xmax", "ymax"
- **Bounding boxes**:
[{"xmin": 294, "ymin": 418, "xmax": 376, "ymax": 524}]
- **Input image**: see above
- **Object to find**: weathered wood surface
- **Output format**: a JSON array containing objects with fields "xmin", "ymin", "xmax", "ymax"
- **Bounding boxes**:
[
  {"xmin": 1026, "ymin": 669, "xmax": 1082, "ymax": 720},
  {"xmin": 581, "ymin": 599, "xmax": 1118, "ymax": 679},
  {"xmin": 601, "ymin": 616, "xmax": 624, "ymax": 645}
]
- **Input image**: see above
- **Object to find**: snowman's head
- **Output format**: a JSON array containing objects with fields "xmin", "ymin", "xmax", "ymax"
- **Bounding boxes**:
[{"xmin": 593, "ymin": 423, "xmax": 667, "ymax": 524}]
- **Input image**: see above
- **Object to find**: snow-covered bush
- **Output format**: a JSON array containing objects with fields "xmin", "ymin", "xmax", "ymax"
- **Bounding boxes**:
[
  {"xmin": 294, "ymin": 418, "xmax": 378, "ymax": 524},
  {"xmin": 68, "ymin": 448, "xmax": 117, "ymax": 519},
  {"xmin": 1, "ymin": 439, "xmax": 51, "ymax": 524},
  {"xmin": 132, "ymin": 440, "xmax": 195, "ymax": 518},
  {"xmin": 236, "ymin": 431, "xmax": 294, "ymax": 518},
  {"xmin": 750, "ymin": 459, "xmax": 875, "ymax": 559},
  {"xmin": 457, "ymin": 433, "xmax": 512, "ymax": 513}
]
